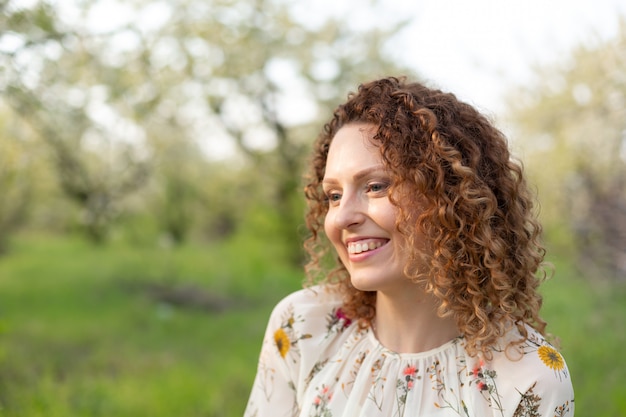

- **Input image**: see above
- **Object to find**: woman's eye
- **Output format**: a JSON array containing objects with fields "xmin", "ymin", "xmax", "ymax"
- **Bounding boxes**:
[
  {"xmin": 367, "ymin": 182, "xmax": 389, "ymax": 193},
  {"xmin": 325, "ymin": 192, "xmax": 341, "ymax": 203}
]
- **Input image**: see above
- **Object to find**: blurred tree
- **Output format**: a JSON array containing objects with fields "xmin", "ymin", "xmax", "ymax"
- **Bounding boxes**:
[
  {"xmin": 0, "ymin": 109, "xmax": 35, "ymax": 254},
  {"xmin": 507, "ymin": 18, "xmax": 626, "ymax": 281},
  {"xmin": 138, "ymin": 0, "xmax": 414, "ymax": 261},
  {"xmin": 1, "ymin": 1, "xmax": 150, "ymax": 242},
  {"xmin": 0, "ymin": 0, "xmax": 413, "ymax": 258}
]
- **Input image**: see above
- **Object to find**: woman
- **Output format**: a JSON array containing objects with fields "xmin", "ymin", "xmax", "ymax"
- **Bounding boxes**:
[{"xmin": 244, "ymin": 77, "xmax": 574, "ymax": 416}]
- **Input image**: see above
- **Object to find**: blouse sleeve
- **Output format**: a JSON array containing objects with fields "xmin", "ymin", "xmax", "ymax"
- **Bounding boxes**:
[
  {"xmin": 243, "ymin": 295, "xmax": 306, "ymax": 417},
  {"xmin": 511, "ymin": 341, "xmax": 575, "ymax": 417}
]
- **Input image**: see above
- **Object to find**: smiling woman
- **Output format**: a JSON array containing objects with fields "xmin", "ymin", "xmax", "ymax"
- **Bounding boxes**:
[{"xmin": 244, "ymin": 76, "xmax": 575, "ymax": 417}]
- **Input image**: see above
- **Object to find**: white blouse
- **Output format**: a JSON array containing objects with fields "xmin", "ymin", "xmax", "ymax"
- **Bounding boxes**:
[{"xmin": 244, "ymin": 286, "xmax": 574, "ymax": 417}]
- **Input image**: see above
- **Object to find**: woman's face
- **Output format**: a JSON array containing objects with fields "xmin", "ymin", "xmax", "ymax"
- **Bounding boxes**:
[{"xmin": 323, "ymin": 123, "xmax": 415, "ymax": 294}]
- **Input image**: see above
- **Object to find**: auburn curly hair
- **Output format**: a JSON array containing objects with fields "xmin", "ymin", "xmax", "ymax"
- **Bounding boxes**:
[{"xmin": 303, "ymin": 76, "xmax": 549, "ymax": 359}]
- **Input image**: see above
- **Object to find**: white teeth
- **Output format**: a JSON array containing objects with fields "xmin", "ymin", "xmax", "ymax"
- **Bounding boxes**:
[{"xmin": 348, "ymin": 240, "xmax": 384, "ymax": 254}]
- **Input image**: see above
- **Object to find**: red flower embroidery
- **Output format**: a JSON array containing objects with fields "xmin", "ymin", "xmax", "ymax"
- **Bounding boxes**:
[
  {"xmin": 404, "ymin": 365, "xmax": 417, "ymax": 376},
  {"xmin": 335, "ymin": 308, "xmax": 352, "ymax": 327},
  {"xmin": 471, "ymin": 359, "xmax": 485, "ymax": 378}
]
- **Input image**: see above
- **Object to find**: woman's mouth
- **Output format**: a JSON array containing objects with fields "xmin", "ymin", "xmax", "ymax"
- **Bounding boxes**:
[{"xmin": 347, "ymin": 239, "xmax": 388, "ymax": 254}]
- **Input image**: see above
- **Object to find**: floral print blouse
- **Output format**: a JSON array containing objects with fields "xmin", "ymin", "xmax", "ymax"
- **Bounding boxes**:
[{"xmin": 244, "ymin": 286, "xmax": 574, "ymax": 417}]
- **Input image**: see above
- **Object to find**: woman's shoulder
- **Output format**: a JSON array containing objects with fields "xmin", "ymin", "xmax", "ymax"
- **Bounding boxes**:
[
  {"xmin": 491, "ymin": 324, "xmax": 569, "ymax": 373},
  {"xmin": 267, "ymin": 284, "xmax": 345, "ymax": 328},
  {"xmin": 263, "ymin": 284, "xmax": 355, "ymax": 368},
  {"xmin": 488, "ymin": 324, "xmax": 574, "ymax": 404},
  {"xmin": 460, "ymin": 325, "xmax": 574, "ymax": 416}
]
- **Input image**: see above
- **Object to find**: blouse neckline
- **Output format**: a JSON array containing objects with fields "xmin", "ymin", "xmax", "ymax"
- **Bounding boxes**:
[{"xmin": 365, "ymin": 326, "xmax": 464, "ymax": 360}]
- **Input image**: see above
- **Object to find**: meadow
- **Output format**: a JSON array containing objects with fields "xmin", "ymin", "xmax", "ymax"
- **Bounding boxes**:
[{"xmin": 0, "ymin": 233, "xmax": 624, "ymax": 416}]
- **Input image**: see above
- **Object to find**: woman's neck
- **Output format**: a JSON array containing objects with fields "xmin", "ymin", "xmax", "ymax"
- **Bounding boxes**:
[{"xmin": 373, "ymin": 287, "xmax": 460, "ymax": 354}]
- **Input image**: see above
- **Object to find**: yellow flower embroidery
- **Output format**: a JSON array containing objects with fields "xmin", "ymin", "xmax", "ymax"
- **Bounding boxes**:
[
  {"xmin": 537, "ymin": 345, "xmax": 565, "ymax": 371},
  {"xmin": 274, "ymin": 328, "xmax": 291, "ymax": 358}
]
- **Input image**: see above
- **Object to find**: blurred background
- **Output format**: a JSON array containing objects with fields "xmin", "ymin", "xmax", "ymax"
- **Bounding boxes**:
[{"xmin": 0, "ymin": 0, "xmax": 625, "ymax": 415}]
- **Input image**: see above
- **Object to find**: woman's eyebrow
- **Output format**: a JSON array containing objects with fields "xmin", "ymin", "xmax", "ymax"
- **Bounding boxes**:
[{"xmin": 322, "ymin": 165, "xmax": 386, "ymax": 185}]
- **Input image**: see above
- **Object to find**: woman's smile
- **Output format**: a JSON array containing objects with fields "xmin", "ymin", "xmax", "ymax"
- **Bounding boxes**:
[{"xmin": 346, "ymin": 238, "xmax": 388, "ymax": 255}]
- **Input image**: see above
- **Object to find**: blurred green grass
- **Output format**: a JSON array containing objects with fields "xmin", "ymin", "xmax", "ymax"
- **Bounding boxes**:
[
  {"xmin": 0, "ymin": 234, "xmax": 623, "ymax": 416},
  {"xmin": 0, "ymin": 233, "xmax": 302, "ymax": 417}
]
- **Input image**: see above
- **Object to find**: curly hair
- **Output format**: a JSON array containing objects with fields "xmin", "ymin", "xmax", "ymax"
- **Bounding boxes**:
[{"xmin": 303, "ymin": 76, "xmax": 548, "ymax": 359}]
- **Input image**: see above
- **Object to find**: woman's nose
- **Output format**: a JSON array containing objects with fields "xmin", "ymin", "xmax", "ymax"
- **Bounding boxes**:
[{"xmin": 333, "ymin": 193, "xmax": 366, "ymax": 229}]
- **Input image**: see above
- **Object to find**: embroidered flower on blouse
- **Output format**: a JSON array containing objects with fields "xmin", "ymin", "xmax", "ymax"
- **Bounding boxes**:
[
  {"xmin": 469, "ymin": 359, "xmax": 504, "ymax": 413},
  {"xmin": 311, "ymin": 384, "xmax": 333, "ymax": 417},
  {"xmin": 274, "ymin": 328, "xmax": 291, "ymax": 358},
  {"xmin": 325, "ymin": 307, "xmax": 353, "ymax": 337},
  {"xmin": 395, "ymin": 363, "xmax": 420, "ymax": 416},
  {"xmin": 403, "ymin": 365, "xmax": 417, "ymax": 376},
  {"xmin": 537, "ymin": 345, "xmax": 565, "ymax": 371},
  {"xmin": 471, "ymin": 359, "xmax": 485, "ymax": 378},
  {"xmin": 273, "ymin": 306, "xmax": 312, "ymax": 361},
  {"xmin": 335, "ymin": 308, "xmax": 352, "ymax": 325},
  {"xmin": 402, "ymin": 365, "xmax": 418, "ymax": 390},
  {"xmin": 554, "ymin": 399, "xmax": 572, "ymax": 417}
]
